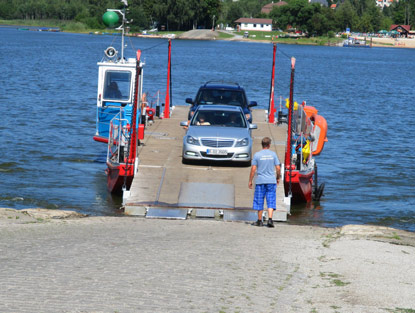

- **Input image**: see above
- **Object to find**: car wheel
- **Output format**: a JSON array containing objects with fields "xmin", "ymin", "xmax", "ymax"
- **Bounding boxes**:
[{"xmin": 182, "ymin": 157, "xmax": 191, "ymax": 165}]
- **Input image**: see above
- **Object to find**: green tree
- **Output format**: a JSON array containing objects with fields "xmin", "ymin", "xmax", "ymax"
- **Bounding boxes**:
[
  {"xmin": 335, "ymin": 0, "xmax": 359, "ymax": 31},
  {"xmin": 308, "ymin": 12, "xmax": 330, "ymax": 35},
  {"xmin": 225, "ymin": 2, "xmax": 243, "ymax": 26},
  {"xmin": 359, "ymin": 12, "xmax": 373, "ymax": 31},
  {"xmin": 0, "ymin": 1, "xmax": 15, "ymax": 19}
]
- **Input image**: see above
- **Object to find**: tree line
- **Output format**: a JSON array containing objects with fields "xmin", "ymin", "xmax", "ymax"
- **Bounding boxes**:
[{"xmin": 0, "ymin": 0, "xmax": 413, "ymax": 34}]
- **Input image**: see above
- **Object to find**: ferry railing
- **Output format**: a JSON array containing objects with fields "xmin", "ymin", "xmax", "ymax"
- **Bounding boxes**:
[
  {"xmin": 145, "ymin": 90, "xmax": 166, "ymax": 118},
  {"xmin": 291, "ymin": 105, "xmax": 314, "ymax": 171},
  {"xmin": 107, "ymin": 112, "xmax": 130, "ymax": 165}
]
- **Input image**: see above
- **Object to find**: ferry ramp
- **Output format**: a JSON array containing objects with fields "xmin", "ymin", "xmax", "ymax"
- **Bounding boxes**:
[
  {"xmin": 124, "ymin": 106, "xmax": 289, "ymax": 221},
  {"xmin": 178, "ymin": 29, "xmax": 220, "ymax": 40}
]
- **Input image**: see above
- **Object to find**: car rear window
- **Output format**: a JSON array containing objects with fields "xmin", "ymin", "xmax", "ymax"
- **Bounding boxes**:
[{"xmin": 196, "ymin": 90, "xmax": 246, "ymax": 107}]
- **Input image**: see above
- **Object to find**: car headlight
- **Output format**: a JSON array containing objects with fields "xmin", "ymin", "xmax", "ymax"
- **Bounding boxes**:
[
  {"xmin": 235, "ymin": 138, "xmax": 249, "ymax": 147},
  {"xmin": 186, "ymin": 136, "xmax": 200, "ymax": 146}
]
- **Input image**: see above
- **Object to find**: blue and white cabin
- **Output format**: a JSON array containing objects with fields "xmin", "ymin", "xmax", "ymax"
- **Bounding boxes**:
[{"xmin": 94, "ymin": 54, "xmax": 143, "ymax": 143}]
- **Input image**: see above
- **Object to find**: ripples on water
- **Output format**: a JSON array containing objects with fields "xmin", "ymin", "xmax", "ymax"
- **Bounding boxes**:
[{"xmin": 0, "ymin": 27, "xmax": 414, "ymax": 231}]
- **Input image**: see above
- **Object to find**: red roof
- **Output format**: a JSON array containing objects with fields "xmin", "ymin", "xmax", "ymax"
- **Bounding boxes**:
[
  {"xmin": 235, "ymin": 18, "xmax": 273, "ymax": 24},
  {"xmin": 261, "ymin": 2, "xmax": 288, "ymax": 14},
  {"xmin": 390, "ymin": 24, "xmax": 411, "ymax": 32},
  {"xmin": 330, "ymin": 4, "xmax": 337, "ymax": 8}
]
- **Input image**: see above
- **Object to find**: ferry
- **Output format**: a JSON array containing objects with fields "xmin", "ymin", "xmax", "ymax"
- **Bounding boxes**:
[
  {"xmin": 93, "ymin": 1, "xmax": 144, "ymax": 194},
  {"xmin": 343, "ymin": 37, "xmax": 371, "ymax": 48}
]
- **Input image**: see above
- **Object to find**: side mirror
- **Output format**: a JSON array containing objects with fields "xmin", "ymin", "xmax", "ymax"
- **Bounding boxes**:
[
  {"xmin": 248, "ymin": 101, "xmax": 257, "ymax": 108},
  {"xmin": 180, "ymin": 121, "xmax": 188, "ymax": 127},
  {"xmin": 186, "ymin": 98, "xmax": 193, "ymax": 104},
  {"xmin": 249, "ymin": 123, "xmax": 258, "ymax": 130}
]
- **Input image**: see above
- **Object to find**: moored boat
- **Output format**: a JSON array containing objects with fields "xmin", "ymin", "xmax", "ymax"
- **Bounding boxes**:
[{"xmin": 281, "ymin": 58, "xmax": 328, "ymax": 204}]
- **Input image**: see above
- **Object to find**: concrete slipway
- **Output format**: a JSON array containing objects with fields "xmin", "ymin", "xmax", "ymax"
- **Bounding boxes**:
[{"xmin": 123, "ymin": 106, "xmax": 289, "ymax": 221}]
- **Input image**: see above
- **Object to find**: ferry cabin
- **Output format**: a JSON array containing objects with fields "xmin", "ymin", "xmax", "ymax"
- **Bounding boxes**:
[{"xmin": 95, "ymin": 57, "xmax": 142, "ymax": 143}]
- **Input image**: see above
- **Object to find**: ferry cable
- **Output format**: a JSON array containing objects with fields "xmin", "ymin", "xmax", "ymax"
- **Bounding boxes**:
[
  {"xmin": 277, "ymin": 48, "xmax": 293, "ymax": 60},
  {"xmin": 128, "ymin": 38, "xmax": 168, "ymax": 53}
]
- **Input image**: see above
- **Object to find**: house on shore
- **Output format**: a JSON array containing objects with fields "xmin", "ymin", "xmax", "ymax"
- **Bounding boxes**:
[
  {"xmin": 234, "ymin": 18, "xmax": 273, "ymax": 32},
  {"xmin": 390, "ymin": 25, "xmax": 412, "ymax": 37}
]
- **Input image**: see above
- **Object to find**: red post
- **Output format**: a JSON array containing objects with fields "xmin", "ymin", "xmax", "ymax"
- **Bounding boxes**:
[
  {"xmin": 163, "ymin": 39, "xmax": 172, "ymax": 118},
  {"xmin": 284, "ymin": 57, "xmax": 296, "ymax": 168},
  {"xmin": 268, "ymin": 43, "xmax": 277, "ymax": 123},
  {"xmin": 129, "ymin": 50, "xmax": 142, "ymax": 163}
]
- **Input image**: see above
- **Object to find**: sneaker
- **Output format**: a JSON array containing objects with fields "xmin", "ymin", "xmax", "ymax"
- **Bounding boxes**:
[
  {"xmin": 267, "ymin": 219, "xmax": 274, "ymax": 228},
  {"xmin": 253, "ymin": 220, "xmax": 263, "ymax": 227}
]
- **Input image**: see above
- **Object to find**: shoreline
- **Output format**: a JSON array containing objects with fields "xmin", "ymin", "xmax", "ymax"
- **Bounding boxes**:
[
  {"xmin": 127, "ymin": 30, "xmax": 415, "ymax": 49},
  {"xmin": 3, "ymin": 23, "xmax": 415, "ymax": 49},
  {"xmin": 2, "ymin": 207, "xmax": 414, "ymax": 240},
  {"xmin": 1, "ymin": 207, "xmax": 415, "ymax": 312}
]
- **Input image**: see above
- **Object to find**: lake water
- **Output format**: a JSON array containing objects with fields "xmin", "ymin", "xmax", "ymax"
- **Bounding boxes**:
[{"xmin": 1, "ymin": 27, "xmax": 414, "ymax": 231}]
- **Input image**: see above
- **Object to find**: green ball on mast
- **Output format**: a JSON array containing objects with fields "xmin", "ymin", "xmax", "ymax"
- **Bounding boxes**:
[{"xmin": 102, "ymin": 11, "xmax": 119, "ymax": 27}]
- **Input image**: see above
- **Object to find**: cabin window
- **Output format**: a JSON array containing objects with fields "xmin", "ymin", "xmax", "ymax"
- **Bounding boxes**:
[{"xmin": 103, "ymin": 71, "xmax": 131, "ymax": 101}]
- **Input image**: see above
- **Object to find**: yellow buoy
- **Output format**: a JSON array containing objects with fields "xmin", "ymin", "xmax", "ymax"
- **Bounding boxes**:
[{"xmin": 285, "ymin": 98, "xmax": 299, "ymax": 110}]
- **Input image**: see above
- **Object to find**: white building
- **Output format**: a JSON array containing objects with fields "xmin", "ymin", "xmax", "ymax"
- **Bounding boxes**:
[
  {"xmin": 376, "ymin": 0, "xmax": 394, "ymax": 8},
  {"xmin": 234, "ymin": 18, "xmax": 273, "ymax": 32}
]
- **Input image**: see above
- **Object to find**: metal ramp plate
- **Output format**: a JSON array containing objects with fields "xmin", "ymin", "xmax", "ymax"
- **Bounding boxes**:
[
  {"xmin": 223, "ymin": 210, "xmax": 257, "ymax": 222},
  {"xmin": 195, "ymin": 209, "xmax": 216, "ymax": 218},
  {"xmin": 178, "ymin": 182, "xmax": 234, "ymax": 209},
  {"xmin": 146, "ymin": 208, "xmax": 188, "ymax": 220}
]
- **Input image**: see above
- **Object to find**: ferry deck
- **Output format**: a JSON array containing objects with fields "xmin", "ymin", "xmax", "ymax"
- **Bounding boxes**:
[{"xmin": 124, "ymin": 106, "xmax": 289, "ymax": 222}]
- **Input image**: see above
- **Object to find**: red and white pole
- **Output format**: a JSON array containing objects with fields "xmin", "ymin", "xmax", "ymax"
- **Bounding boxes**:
[
  {"xmin": 285, "ymin": 57, "xmax": 296, "ymax": 169},
  {"xmin": 129, "ymin": 50, "xmax": 142, "ymax": 164},
  {"xmin": 163, "ymin": 39, "xmax": 172, "ymax": 118},
  {"xmin": 268, "ymin": 43, "xmax": 277, "ymax": 123}
]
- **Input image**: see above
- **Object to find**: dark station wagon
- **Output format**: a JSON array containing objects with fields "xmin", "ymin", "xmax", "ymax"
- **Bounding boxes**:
[{"xmin": 185, "ymin": 81, "xmax": 257, "ymax": 123}]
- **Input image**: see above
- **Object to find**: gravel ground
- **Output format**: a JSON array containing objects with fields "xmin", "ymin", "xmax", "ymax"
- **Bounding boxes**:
[{"xmin": 1, "ymin": 208, "xmax": 414, "ymax": 313}]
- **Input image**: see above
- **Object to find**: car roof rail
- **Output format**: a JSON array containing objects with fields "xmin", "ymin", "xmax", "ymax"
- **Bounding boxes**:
[{"xmin": 203, "ymin": 81, "xmax": 241, "ymax": 88}]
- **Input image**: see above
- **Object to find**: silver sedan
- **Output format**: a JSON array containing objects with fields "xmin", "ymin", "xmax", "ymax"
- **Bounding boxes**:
[{"xmin": 180, "ymin": 105, "xmax": 257, "ymax": 165}]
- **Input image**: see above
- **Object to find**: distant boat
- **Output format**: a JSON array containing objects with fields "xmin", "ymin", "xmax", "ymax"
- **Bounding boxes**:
[
  {"xmin": 343, "ymin": 37, "xmax": 371, "ymax": 48},
  {"xmin": 19, "ymin": 27, "xmax": 60, "ymax": 32}
]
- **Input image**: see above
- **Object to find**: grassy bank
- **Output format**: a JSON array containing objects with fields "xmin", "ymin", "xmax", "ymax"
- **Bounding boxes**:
[
  {"xmin": 1, "ymin": 19, "xmax": 344, "ymax": 46},
  {"xmin": 0, "ymin": 19, "xmax": 104, "ymax": 33},
  {"xmin": 1, "ymin": 19, "xmax": 186, "ymax": 37}
]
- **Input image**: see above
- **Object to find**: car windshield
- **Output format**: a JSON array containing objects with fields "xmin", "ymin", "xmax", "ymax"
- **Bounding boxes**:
[
  {"xmin": 191, "ymin": 110, "xmax": 246, "ymax": 128},
  {"xmin": 196, "ymin": 90, "xmax": 246, "ymax": 107}
]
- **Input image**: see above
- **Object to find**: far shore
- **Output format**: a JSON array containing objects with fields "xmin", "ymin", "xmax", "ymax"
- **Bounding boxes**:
[{"xmin": 2, "ymin": 22, "xmax": 415, "ymax": 49}]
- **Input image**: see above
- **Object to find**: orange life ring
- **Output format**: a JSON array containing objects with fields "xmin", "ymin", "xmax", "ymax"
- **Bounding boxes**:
[
  {"xmin": 303, "ymin": 106, "xmax": 327, "ymax": 156},
  {"xmin": 312, "ymin": 114, "xmax": 328, "ymax": 155}
]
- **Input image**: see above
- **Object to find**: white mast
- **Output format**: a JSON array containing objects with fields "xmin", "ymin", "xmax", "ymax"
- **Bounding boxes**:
[{"xmin": 107, "ymin": 0, "xmax": 128, "ymax": 63}]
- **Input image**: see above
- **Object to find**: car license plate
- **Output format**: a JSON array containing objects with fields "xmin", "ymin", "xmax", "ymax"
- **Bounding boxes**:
[{"xmin": 206, "ymin": 149, "xmax": 227, "ymax": 155}]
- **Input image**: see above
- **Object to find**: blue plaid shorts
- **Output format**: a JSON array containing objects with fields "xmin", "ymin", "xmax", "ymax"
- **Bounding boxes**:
[{"xmin": 253, "ymin": 184, "xmax": 277, "ymax": 211}]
